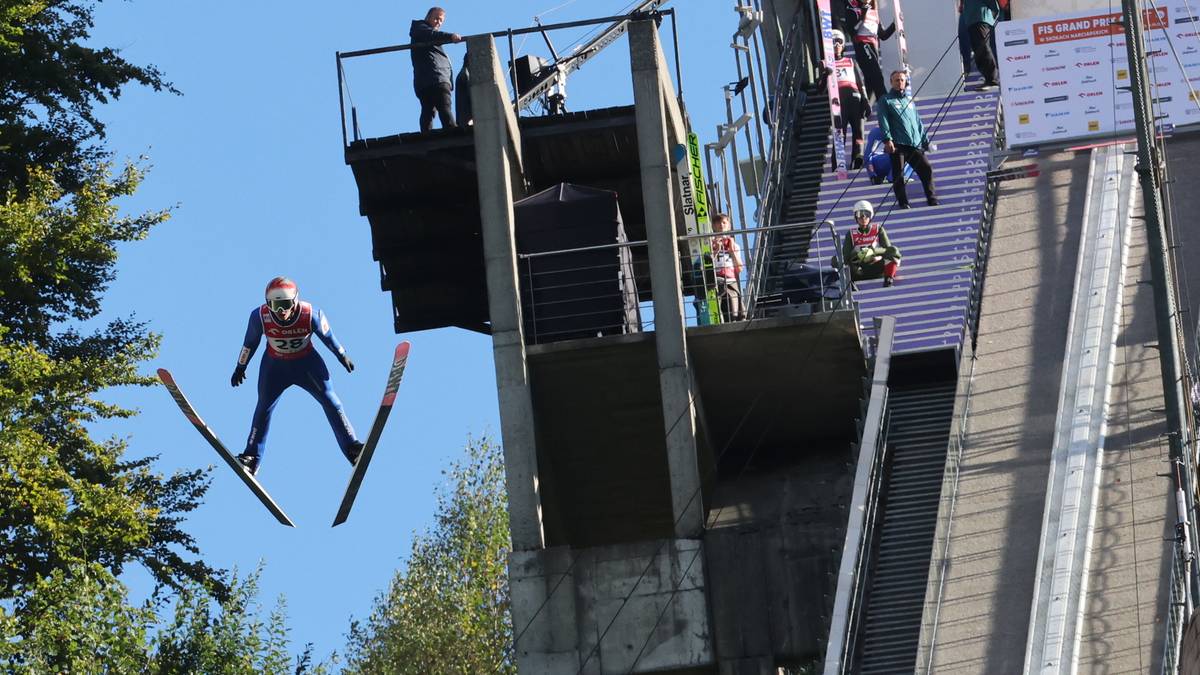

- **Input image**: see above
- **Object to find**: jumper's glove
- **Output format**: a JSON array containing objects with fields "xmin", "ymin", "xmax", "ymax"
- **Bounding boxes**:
[
  {"xmin": 231, "ymin": 365, "xmax": 247, "ymax": 387},
  {"xmin": 861, "ymin": 104, "xmax": 871, "ymax": 120},
  {"xmin": 340, "ymin": 354, "xmax": 355, "ymax": 373}
]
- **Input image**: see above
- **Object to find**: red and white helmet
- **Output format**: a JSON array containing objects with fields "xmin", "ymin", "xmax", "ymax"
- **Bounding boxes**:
[{"xmin": 264, "ymin": 276, "xmax": 299, "ymax": 317}]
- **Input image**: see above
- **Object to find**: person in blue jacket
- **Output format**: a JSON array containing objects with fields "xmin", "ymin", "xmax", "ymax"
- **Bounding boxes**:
[
  {"xmin": 410, "ymin": 7, "xmax": 462, "ymax": 132},
  {"xmin": 876, "ymin": 70, "xmax": 939, "ymax": 209},
  {"xmin": 231, "ymin": 277, "xmax": 362, "ymax": 476}
]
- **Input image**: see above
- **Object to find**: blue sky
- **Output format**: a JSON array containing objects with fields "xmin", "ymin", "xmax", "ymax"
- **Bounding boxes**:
[{"xmin": 86, "ymin": 0, "xmax": 763, "ymax": 661}]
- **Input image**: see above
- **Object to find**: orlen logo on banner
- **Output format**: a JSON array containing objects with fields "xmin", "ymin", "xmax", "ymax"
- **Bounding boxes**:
[
  {"xmin": 1078, "ymin": 91, "xmax": 1104, "ymax": 98},
  {"xmin": 1108, "ymin": 40, "xmax": 1127, "ymax": 48},
  {"xmin": 1007, "ymin": 54, "xmax": 1031, "ymax": 62},
  {"xmin": 1088, "ymin": 120, "xmax": 1101, "ymax": 131},
  {"xmin": 1044, "ymin": 80, "xmax": 1068, "ymax": 87},
  {"xmin": 1179, "ymin": 31, "xmax": 1200, "ymax": 38},
  {"xmin": 1074, "ymin": 60, "xmax": 1100, "ymax": 68},
  {"xmin": 1044, "ymin": 95, "xmax": 1069, "ymax": 103},
  {"xmin": 1153, "ymin": 80, "xmax": 1173, "ymax": 88},
  {"xmin": 1018, "ymin": 113, "xmax": 1031, "ymax": 124}
]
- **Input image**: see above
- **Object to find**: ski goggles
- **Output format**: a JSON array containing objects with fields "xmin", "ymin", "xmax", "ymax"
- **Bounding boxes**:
[{"xmin": 268, "ymin": 298, "xmax": 296, "ymax": 313}]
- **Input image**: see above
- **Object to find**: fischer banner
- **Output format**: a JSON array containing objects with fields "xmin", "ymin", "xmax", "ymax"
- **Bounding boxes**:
[{"xmin": 997, "ymin": 5, "xmax": 1200, "ymax": 147}]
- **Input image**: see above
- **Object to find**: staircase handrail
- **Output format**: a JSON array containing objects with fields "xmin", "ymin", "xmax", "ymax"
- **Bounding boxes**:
[
  {"xmin": 746, "ymin": 11, "xmax": 807, "ymax": 311},
  {"xmin": 823, "ymin": 315, "xmax": 895, "ymax": 675}
]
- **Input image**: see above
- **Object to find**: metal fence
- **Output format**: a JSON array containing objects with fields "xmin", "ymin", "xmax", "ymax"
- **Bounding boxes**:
[{"xmin": 515, "ymin": 220, "xmax": 850, "ymax": 344}]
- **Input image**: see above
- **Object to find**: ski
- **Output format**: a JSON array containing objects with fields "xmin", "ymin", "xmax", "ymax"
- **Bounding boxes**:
[
  {"xmin": 332, "ymin": 341, "xmax": 411, "ymax": 527},
  {"xmin": 157, "ymin": 369, "xmax": 295, "ymax": 527},
  {"xmin": 817, "ymin": 0, "xmax": 848, "ymax": 180}
]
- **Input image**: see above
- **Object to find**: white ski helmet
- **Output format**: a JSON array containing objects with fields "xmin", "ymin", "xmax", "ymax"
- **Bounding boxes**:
[
  {"xmin": 831, "ymin": 29, "xmax": 846, "ymax": 45},
  {"xmin": 265, "ymin": 276, "xmax": 299, "ymax": 317},
  {"xmin": 852, "ymin": 200, "xmax": 874, "ymax": 218}
]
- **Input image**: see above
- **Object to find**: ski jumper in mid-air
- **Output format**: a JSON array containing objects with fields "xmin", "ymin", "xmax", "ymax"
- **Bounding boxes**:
[{"xmin": 231, "ymin": 277, "xmax": 363, "ymax": 475}]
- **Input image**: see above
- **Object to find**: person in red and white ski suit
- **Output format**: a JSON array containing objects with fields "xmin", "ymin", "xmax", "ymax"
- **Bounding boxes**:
[
  {"xmin": 841, "ymin": 201, "xmax": 901, "ymax": 288},
  {"xmin": 844, "ymin": 0, "xmax": 896, "ymax": 102},
  {"xmin": 712, "ymin": 213, "xmax": 745, "ymax": 322},
  {"xmin": 820, "ymin": 29, "xmax": 871, "ymax": 170},
  {"xmin": 230, "ymin": 277, "xmax": 363, "ymax": 475}
]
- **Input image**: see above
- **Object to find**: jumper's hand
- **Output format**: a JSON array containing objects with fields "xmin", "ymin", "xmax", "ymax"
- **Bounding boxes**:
[
  {"xmin": 884, "ymin": 140, "xmax": 896, "ymax": 154},
  {"xmin": 231, "ymin": 365, "xmax": 246, "ymax": 387},
  {"xmin": 450, "ymin": 33, "xmax": 463, "ymax": 43},
  {"xmin": 341, "ymin": 355, "xmax": 355, "ymax": 373}
]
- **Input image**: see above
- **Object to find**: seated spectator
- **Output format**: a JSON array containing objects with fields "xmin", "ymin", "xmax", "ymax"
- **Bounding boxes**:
[
  {"xmin": 819, "ymin": 29, "xmax": 870, "ymax": 170},
  {"xmin": 865, "ymin": 126, "xmax": 913, "ymax": 185},
  {"xmin": 410, "ymin": 7, "xmax": 462, "ymax": 132},
  {"xmin": 711, "ymin": 213, "xmax": 745, "ymax": 321},
  {"xmin": 841, "ymin": 200, "xmax": 901, "ymax": 287}
]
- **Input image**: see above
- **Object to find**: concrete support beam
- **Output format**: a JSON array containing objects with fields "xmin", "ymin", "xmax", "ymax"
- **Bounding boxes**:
[
  {"xmin": 468, "ymin": 34, "xmax": 544, "ymax": 552},
  {"xmin": 510, "ymin": 547, "xmax": 580, "ymax": 673},
  {"xmin": 628, "ymin": 19, "xmax": 704, "ymax": 538}
]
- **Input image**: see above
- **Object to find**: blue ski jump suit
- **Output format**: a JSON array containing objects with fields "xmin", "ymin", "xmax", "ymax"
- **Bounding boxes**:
[{"xmin": 237, "ymin": 302, "xmax": 359, "ymax": 462}]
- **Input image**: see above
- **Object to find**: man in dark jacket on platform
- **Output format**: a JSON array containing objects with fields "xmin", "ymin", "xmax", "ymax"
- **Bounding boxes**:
[{"xmin": 410, "ymin": 7, "xmax": 462, "ymax": 132}]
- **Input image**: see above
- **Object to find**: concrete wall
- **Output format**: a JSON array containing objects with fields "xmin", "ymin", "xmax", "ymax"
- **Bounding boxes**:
[{"xmin": 509, "ymin": 540, "xmax": 713, "ymax": 675}]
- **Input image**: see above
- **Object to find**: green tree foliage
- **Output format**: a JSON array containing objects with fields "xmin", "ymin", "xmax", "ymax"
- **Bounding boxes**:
[
  {"xmin": 151, "ymin": 567, "xmax": 331, "ymax": 675},
  {"xmin": 0, "ymin": 163, "xmax": 223, "ymax": 606},
  {"xmin": 0, "ymin": 1, "xmax": 45, "ymax": 52},
  {"xmin": 0, "ymin": 0, "xmax": 176, "ymax": 191},
  {"xmin": 342, "ymin": 438, "xmax": 515, "ymax": 674}
]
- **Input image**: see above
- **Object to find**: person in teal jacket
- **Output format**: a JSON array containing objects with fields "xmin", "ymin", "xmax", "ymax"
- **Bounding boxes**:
[
  {"xmin": 960, "ymin": 0, "xmax": 1001, "ymax": 88},
  {"xmin": 876, "ymin": 70, "xmax": 939, "ymax": 209}
]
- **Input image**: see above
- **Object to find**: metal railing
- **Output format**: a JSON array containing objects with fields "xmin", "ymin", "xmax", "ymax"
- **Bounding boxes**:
[
  {"xmin": 745, "ymin": 11, "xmax": 809, "ymax": 311},
  {"xmin": 335, "ymin": 9, "xmax": 680, "ymax": 147},
  {"xmin": 823, "ymin": 316, "xmax": 895, "ymax": 675},
  {"xmin": 515, "ymin": 220, "xmax": 850, "ymax": 344}
]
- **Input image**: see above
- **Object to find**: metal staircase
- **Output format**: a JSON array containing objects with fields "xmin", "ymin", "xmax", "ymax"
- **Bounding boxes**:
[{"xmin": 856, "ymin": 380, "xmax": 956, "ymax": 673}]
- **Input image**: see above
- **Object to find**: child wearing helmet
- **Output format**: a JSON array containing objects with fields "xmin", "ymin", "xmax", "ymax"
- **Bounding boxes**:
[
  {"xmin": 230, "ymin": 277, "xmax": 363, "ymax": 475},
  {"xmin": 820, "ymin": 29, "xmax": 870, "ymax": 170},
  {"xmin": 841, "ymin": 201, "xmax": 901, "ymax": 287}
]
